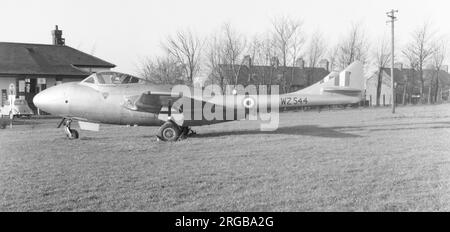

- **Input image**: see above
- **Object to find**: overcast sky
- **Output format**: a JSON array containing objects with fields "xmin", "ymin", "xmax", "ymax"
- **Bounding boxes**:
[{"xmin": 1, "ymin": 0, "xmax": 449, "ymax": 75}]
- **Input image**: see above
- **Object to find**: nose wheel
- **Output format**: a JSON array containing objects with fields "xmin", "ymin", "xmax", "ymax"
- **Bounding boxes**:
[{"xmin": 61, "ymin": 118, "xmax": 79, "ymax": 139}]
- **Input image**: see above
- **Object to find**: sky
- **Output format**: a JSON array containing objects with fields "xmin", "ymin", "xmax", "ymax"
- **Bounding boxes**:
[{"xmin": 1, "ymin": 0, "xmax": 449, "ymax": 75}]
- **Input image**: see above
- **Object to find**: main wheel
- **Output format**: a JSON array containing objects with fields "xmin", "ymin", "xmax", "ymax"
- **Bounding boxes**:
[{"xmin": 157, "ymin": 121, "xmax": 181, "ymax": 141}]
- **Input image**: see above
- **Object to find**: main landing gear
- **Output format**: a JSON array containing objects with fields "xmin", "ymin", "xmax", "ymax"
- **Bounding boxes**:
[
  {"xmin": 156, "ymin": 99, "xmax": 195, "ymax": 142},
  {"xmin": 156, "ymin": 121, "xmax": 196, "ymax": 142},
  {"xmin": 58, "ymin": 118, "xmax": 79, "ymax": 139}
]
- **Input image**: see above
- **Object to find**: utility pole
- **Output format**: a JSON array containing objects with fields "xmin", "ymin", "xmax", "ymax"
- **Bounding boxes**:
[{"xmin": 387, "ymin": 9, "xmax": 398, "ymax": 113}]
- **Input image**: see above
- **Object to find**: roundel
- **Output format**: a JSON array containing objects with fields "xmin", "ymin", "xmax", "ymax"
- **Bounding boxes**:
[{"xmin": 242, "ymin": 97, "xmax": 255, "ymax": 109}]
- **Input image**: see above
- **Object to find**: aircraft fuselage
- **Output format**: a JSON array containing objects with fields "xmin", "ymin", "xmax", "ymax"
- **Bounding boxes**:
[{"xmin": 34, "ymin": 81, "xmax": 361, "ymax": 127}]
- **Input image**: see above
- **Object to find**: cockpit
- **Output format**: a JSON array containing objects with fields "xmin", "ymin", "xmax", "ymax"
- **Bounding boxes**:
[{"xmin": 81, "ymin": 71, "xmax": 146, "ymax": 85}]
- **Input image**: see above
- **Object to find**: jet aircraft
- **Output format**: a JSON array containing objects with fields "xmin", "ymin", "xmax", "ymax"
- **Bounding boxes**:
[{"xmin": 33, "ymin": 61, "xmax": 364, "ymax": 141}]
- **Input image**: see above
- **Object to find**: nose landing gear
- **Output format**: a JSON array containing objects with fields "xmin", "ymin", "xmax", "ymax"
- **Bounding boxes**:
[{"xmin": 59, "ymin": 118, "xmax": 79, "ymax": 139}]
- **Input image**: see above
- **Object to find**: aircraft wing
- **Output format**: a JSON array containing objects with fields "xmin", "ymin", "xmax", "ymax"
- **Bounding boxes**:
[
  {"xmin": 122, "ymin": 90, "xmax": 226, "ymax": 115},
  {"xmin": 122, "ymin": 91, "xmax": 184, "ymax": 114}
]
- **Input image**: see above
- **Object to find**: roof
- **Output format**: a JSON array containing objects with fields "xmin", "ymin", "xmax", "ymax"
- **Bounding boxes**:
[
  {"xmin": 218, "ymin": 64, "xmax": 329, "ymax": 87},
  {"xmin": 0, "ymin": 42, "xmax": 116, "ymax": 77},
  {"xmin": 377, "ymin": 67, "xmax": 450, "ymax": 86}
]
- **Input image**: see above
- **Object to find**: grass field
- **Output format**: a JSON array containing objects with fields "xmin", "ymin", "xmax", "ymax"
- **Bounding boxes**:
[{"xmin": 1, "ymin": 104, "xmax": 450, "ymax": 211}]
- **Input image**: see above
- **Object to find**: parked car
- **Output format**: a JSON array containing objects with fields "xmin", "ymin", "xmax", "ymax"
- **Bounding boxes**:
[{"xmin": 1, "ymin": 99, "xmax": 33, "ymax": 118}]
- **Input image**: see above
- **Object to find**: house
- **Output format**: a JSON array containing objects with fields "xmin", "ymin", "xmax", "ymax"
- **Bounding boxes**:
[
  {"xmin": 215, "ymin": 57, "xmax": 330, "ymax": 94},
  {"xmin": 0, "ymin": 26, "xmax": 115, "ymax": 112},
  {"xmin": 365, "ymin": 63, "xmax": 450, "ymax": 106}
]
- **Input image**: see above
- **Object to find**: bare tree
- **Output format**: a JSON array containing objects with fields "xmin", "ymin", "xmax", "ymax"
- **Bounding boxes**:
[
  {"xmin": 327, "ymin": 45, "xmax": 339, "ymax": 71},
  {"xmin": 246, "ymin": 33, "xmax": 277, "ymax": 66},
  {"xmin": 247, "ymin": 33, "xmax": 278, "ymax": 86},
  {"xmin": 205, "ymin": 33, "xmax": 226, "ymax": 90},
  {"xmin": 337, "ymin": 23, "xmax": 369, "ymax": 69},
  {"xmin": 271, "ymin": 16, "xmax": 304, "ymax": 92},
  {"xmin": 372, "ymin": 36, "xmax": 391, "ymax": 106},
  {"xmin": 402, "ymin": 22, "xmax": 435, "ymax": 103},
  {"xmin": 140, "ymin": 56, "xmax": 184, "ymax": 84},
  {"xmin": 204, "ymin": 23, "xmax": 247, "ymax": 91},
  {"xmin": 222, "ymin": 23, "xmax": 247, "ymax": 88},
  {"xmin": 162, "ymin": 29, "xmax": 203, "ymax": 85},
  {"xmin": 245, "ymin": 35, "xmax": 265, "ymax": 86},
  {"xmin": 402, "ymin": 49, "xmax": 419, "ymax": 105},
  {"xmin": 247, "ymin": 35, "xmax": 261, "ymax": 64},
  {"xmin": 430, "ymin": 39, "xmax": 447, "ymax": 103},
  {"xmin": 306, "ymin": 31, "xmax": 326, "ymax": 85}
]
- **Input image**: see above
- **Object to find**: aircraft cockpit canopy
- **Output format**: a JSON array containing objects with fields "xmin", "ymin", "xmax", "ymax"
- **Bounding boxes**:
[{"xmin": 82, "ymin": 71, "xmax": 145, "ymax": 85}]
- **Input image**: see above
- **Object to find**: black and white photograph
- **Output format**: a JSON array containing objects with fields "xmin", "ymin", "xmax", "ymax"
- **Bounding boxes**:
[{"xmin": 1, "ymin": 0, "xmax": 450, "ymax": 218}]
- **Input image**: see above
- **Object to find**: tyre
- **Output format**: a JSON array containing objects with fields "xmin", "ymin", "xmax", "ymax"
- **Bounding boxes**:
[{"xmin": 157, "ymin": 121, "xmax": 181, "ymax": 141}]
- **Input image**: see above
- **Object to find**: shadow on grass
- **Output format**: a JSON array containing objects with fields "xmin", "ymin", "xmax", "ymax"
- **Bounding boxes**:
[
  {"xmin": 330, "ymin": 121, "xmax": 450, "ymax": 132},
  {"xmin": 191, "ymin": 121, "xmax": 450, "ymax": 139},
  {"xmin": 78, "ymin": 137, "xmax": 112, "ymax": 141},
  {"xmin": 193, "ymin": 125, "xmax": 362, "ymax": 139},
  {"xmin": 2, "ymin": 118, "xmax": 47, "ymax": 126}
]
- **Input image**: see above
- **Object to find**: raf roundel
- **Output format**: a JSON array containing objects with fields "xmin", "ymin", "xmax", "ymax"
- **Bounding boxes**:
[{"xmin": 242, "ymin": 97, "xmax": 255, "ymax": 109}]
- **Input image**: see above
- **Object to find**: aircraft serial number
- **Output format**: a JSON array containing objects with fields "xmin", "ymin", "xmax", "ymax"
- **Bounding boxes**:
[{"xmin": 280, "ymin": 97, "xmax": 308, "ymax": 105}]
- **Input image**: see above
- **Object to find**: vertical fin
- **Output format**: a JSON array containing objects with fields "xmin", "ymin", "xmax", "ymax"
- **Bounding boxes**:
[{"xmin": 290, "ymin": 61, "xmax": 364, "ymax": 95}]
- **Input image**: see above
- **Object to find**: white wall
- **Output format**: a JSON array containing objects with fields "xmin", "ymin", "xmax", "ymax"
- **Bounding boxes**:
[
  {"xmin": 365, "ymin": 71, "xmax": 392, "ymax": 106},
  {"xmin": 62, "ymin": 77, "xmax": 85, "ymax": 83},
  {"xmin": 46, "ymin": 77, "xmax": 57, "ymax": 87}
]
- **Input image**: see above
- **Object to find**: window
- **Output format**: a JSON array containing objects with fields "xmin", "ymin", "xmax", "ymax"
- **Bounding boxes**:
[
  {"xmin": 128, "ymin": 77, "xmax": 139, "ymax": 83},
  {"xmin": 81, "ymin": 72, "xmax": 145, "ymax": 85},
  {"xmin": 84, "ymin": 76, "xmax": 95, "ymax": 83},
  {"xmin": 14, "ymin": 100, "xmax": 26, "ymax": 105},
  {"xmin": 99, "ymin": 74, "xmax": 113, "ymax": 84},
  {"xmin": 97, "ymin": 72, "xmax": 142, "ymax": 84},
  {"xmin": 96, "ymin": 75, "xmax": 106, "ymax": 84},
  {"xmin": 334, "ymin": 76, "xmax": 340, "ymax": 86},
  {"xmin": 345, "ymin": 71, "xmax": 351, "ymax": 86}
]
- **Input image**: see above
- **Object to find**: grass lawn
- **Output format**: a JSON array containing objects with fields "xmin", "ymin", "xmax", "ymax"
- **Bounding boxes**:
[{"xmin": 1, "ymin": 104, "xmax": 450, "ymax": 211}]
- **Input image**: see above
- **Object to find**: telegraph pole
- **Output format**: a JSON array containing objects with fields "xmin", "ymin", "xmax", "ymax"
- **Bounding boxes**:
[{"xmin": 387, "ymin": 9, "xmax": 398, "ymax": 113}]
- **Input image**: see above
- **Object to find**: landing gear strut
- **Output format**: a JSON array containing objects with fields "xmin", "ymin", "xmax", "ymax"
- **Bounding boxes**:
[
  {"xmin": 180, "ymin": 126, "xmax": 196, "ymax": 139},
  {"xmin": 60, "ymin": 118, "xmax": 79, "ymax": 139}
]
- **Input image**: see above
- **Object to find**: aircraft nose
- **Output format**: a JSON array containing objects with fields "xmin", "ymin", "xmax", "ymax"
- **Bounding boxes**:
[
  {"xmin": 33, "ymin": 84, "xmax": 70, "ymax": 115},
  {"xmin": 33, "ymin": 90, "xmax": 47, "ymax": 109}
]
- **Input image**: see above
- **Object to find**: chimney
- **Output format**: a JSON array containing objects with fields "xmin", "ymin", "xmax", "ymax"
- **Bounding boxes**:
[
  {"xmin": 243, "ymin": 55, "xmax": 252, "ymax": 68},
  {"xmin": 52, "ymin": 25, "xmax": 65, "ymax": 45},
  {"xmin": 425, "ymin": 64, "xmax": 435, "ymax": 70},
  {"xmin": 319, "ymin": 59, "xmax": 329, "ymax": 71},
  {"xmin": 295, "ymin": 58, "xmax": 305, "ymax": 69},
  {"xmin": 270, "ymin": 57, "xmax": 279, "ymax": 68},
  {"xmin": 394, "ymin": 62, "xmax": 403, "ymax": 71}
]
